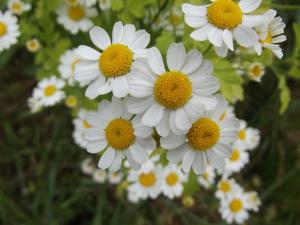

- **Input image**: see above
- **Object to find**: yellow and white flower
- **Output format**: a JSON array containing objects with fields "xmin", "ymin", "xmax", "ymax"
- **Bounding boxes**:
[
  {"xmin": 219, "ymin": 191, "xmax": 250, "ymax": 224},
  {"xmin": 75, "ymin": 21, "xmax": 150, "ymax": 99},
  {"xmin": 237, "ymin": 120, "xmax": 260, "ymax": 150},
  {"xmin": 0, "ymin": 11, "xmax": 20, "ymax": 52},
  {"xmin": 108, "ymin": 171, "xmax": 123, "ymax": 184},
  {"xmin": 98, "ymin": 0, "xmax": 111, "ymax": 11},
  {"xmin": 254, "ymin": 9, "xmax": 286, "ymax": 59},
  {"xmin": 7, "ymin": 0, "xmax": 31, "ymax": 15},
  {"xmin": 56, "ymin": 2, "xmax": 97, "ymax": 34},
  {"xmin": 59, "ymin": 49, "xmax": 83, "ymax": 86},
  {"xmin": 127, "ymin": 161, "xmax": 163, "ymax": 200},
  {"xmin": 92, "ymin": 168, "xmax": 107, "ymax": 183},
  {"xmin": 247, "ymin": 62, "xmax": 265, "ymax": 82},
  {"xmin": 245, "ymin": 191, "xmax": 261, "ymax": 212},
  {"xmin": 215, "ymin": 177, "xmax": 242, "ymax": 200},
  {"xmin": 33, "ymin": 76, "xmax": 65, "ymax": 107},
  {"xmin": 65, "ymin": 95, "xmax": 78, "ymax": 108},
  {"xmin": 83, "ymin": 97, "xmax": 156, "ymax": 171},
  {"xmin": 182, "ymin": 0, "xmax": 265, "ymax": 57},
  {"xmin": 127, "ymin": 43, "xmax": 219, "ymax": 137},
  {"xmin": 26, "ymin": 38, "xmax": 41, "ymax": 53},
  {"xmin": 197, "ymin": 164, "xmax": 216, "ymax": 189},
  {"xmin": 81, "ymin": 157, "xmax": 95, "ymax": 175},
  {"xmin": 161, "ymin": 95, "xmax": 239, "ymax": 174},
  {"xmin": 73, "ymin": 109, "xmax": 93, "ymax": 148},
  {"xmin": 161, "ymin": 164, "xmax": 187, "ymax": 199}
]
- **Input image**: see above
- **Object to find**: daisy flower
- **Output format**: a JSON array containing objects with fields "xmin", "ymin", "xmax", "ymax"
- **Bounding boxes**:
[
  {"xmin": 108, "ymin": 171, "xmax": 123, "ymax": 184},
  {"xmin": 182, "ymin": 0, "xmax": 266, "ymax": 57},
  {"xmin": 127, "ymin": 161, "xmax": 163, "ymax": 200},
  {"xmin": 127, "ymin": 43, "xmax": 219, "ymax": 137},
  {"xmin": 215, "ymin": 177, "xmax": 242, "ymax": 200},
  {"xmin": 92, "ymin": 168, "xmax": 107, "ymax": 183},
  {"xmin": 83, "ymin": 97, "xmax": 156, "ymax": 171},
  {"xmin": 74, "ymin": 21, "xmax": 150, "ymax": 99},
  {"xmin": 26, "ymin": 38, "xmax": 41, "ymax": 53},
  {"xmin": 247, "ymin": 62, "xmax": 265, "ymax": 82},
  {"xmin": 254, "ymin": 9, "xmax": 286, "ymax": 59},
  {"xmin": 65, "ymin": 95, "xmax": 78, "ymax": 108},
  {"xmin": 245, "ymin": 191, "xmax": 261, "ymax": 212},
  {"xmin": 219, "ymin": 191, "xmax": 250, "ymax": 224},
  {"xmin": 59, "ymin": 48, "xmax": 83, "ymax": 86},
  {"xmin": 98, "ymin": 0, "xmax": 111, "ymax": 11},
  {"xmin": 197, "ymin": 164, "xmax": 216, "ymax": 189},
  {"xmin": 237, "ymin": 120, "xmax": 260, "ymax": 150},
  {"xmin": 7, "ymin": 0, "xmax": 31, "ymax": 15},
  {"xmin": 161, "ymin": 95, "xmax": 239, "ymax": 174},
  {"xmin": 223, "ymin": 141, "xmax": 249, "ymax": 175},
  {"xmin": 81, "ymin": 157, "xmax": 95, "ymax": 175},
  {"xmin": 161, "ymin": 164, "xmax": 187, "ymax": 199},
  {"xmin": 33, "ymin": 76, "xmax": 65, "ymax": 107},
  {"xmin": 56, "ymin": 2, "xmax": 97, "ymax": 34},
  {"xmin": 0, "ymin": 11, "xmax": 20, "ymax": 53},
  {"xmin": 73, "ymin": 109, "xmax": 93, "ymax": 148}
]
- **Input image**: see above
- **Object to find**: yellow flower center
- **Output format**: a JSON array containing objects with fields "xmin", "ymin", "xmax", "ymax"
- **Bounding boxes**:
[
  {"xmin": 68, "ymin": 6, "xmax": 85, "ymax": 21},
  {"xmin": 71, "ymin": 59, "xmax": 80, "ymax": 74},
  {"xmin": 99, "ymin": 44, "xmax": 133, "ymax": 78},
  {"xmin": 262, "ymin": 31, "xmax": 273, "ymax": 44},
  {"xmin": 169, "ymin": 14, "xmax": 181, "ymax": 26},
  {"xmin": 0, "ymin": 22, "xmax": 7, "ymax": 37},
  {"xmin": 44, "ymin": 85, "xmax": 57, "ymax": 97},
  {"xmin": 83, "ymin": 119, "xmax": 92, "ymax": 129},
  {"xmin": 219, "ymin": 181, "xmax": 231, "ymax": 193},
  {"xmin": 229, "ymin": 198, "xmax": 243, "ymax": 213},
  {"xmin": 249, "ymin": 64, "xmax": 263, "ymax": 77},
  {"xmin": 12, "ymin": 3, "xmax": 22, "ymax": 13},
  {"xmin": 154, "ymin": 71, "xmax": 192, "ymax": 109},
  {"xmin": 139, "ymin": 172, "xmax": 156, "ymax": 187},
  {"xmin": 219, "ymin": 112, "xmax": 226, "ymax": 121},
  {"xmin": 239, "ymin": 130, "xmax": 246, "ymax": 140},
  {"xmin": 65, "ymin": 95, "xmax": 78, "ymax": 108},
  {"xmin": 105, "ymin": 118, "xmax": 135, "ymax": 150},
  {"xmin": 166, "ymin": 172, "xmax": 179, "ymax": 186},
  {"xmin": 202, "ymin": 172, "xmax": 209, "ymax": 180},
  {"xmin": 207, "ymin": 0, "xmax": 242, "ymax": 30},
  {"xmin": 230, "ymin": 149, "xmax": 240, "ymax": 161},
  {"xmin": 187, "ymin": 118, "xmax": 220, "ymax": 151}
]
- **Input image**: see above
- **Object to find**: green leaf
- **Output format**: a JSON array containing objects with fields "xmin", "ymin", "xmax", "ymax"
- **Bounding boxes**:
[
  {"xmin": 111, "ymin": 0, "xmax": 125, "ymax": 11},
  {"xmin": 278, "ymin": 75, "xmax": 291, "ymax": 114}
]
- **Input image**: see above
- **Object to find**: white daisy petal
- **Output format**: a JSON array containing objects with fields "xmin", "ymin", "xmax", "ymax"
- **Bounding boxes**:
[
  {"xmin": 146, "ymin": 47, "xmax": 166, "ymax": 75},
  {"xmin": 85, "ymin": 76, "xmax": 106, "ymax": 99},
  {"xmin": 239, "ymin": 0, "xmax": 262, "ymax": 13},
  {"xmin": 89, "ymin": 26, "xmax": 111, "ymax": 50},
  {"xmin": 181, "ymin": 49, "xmax": 202, "ymax": 74},
  {"xmin": 233, "ymin": 25, "xmax": 258, "ymax": 48},
  {"xmin": 98, "ymin": 147, "xmax": 116, "ymax": 169},
  {"xmin": 192, "ymin": 152, "xmax": 206, "ymax": 175},
  {"xmin": 111, "ymin": 76, "xmax": 129, "ymax": 98},
  {"xmin": 76, "ymin": 45, "xmax": 101, "ymax": 60},
  {"xmin": 142, "ymin": 103, "xmax": 164, "ymax": 127},
  {"xmin": 222, "ymin": 29, "xmax": 234, "ymax": 51},
  {"xmin": 112, "ymin": 21, "xmax": 124, "ymax": 44},
  {"xmin": 161, "ymin": 133, "xmax": 186, "ymax": 149},
  {"xmin": 166, "ymin": 43, "xmax": 186, "ymax": 71},
  {"xmin": 182, "ymin": 149, "xmax": 196, "ymax": 173}
]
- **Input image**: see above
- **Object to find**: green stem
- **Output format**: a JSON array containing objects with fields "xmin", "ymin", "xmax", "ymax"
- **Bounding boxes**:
[
  {"xmin": 203, "ymin": 44, "xmax": 213, "ymax": 56},
  {"xmin": 270, "ymin": 3, "xmax": 300, "ymax": 10},
  {"xmin": 151, "ymin": 0, "xmax": 169, "ymax": 24}
]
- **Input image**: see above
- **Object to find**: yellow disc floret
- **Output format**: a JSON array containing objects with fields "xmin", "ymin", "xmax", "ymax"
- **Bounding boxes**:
[
  {"xmin": 207, "ymin": 0, "xmax": 242, "ymax": 30},
  {"xmin": 99, "ymin": 44, "xmax": 133, "ymax": 78},
  {"xmin": 44, "ymin": 85, "xmax": 57, "ymax": 97},
  {"xmin": 105, "ymin": 118, "xmax": 135, "ymax": 150},
  {"xmin": 229, "ymin": 198, "xmax": 243, "ymax": 213},
  {"xmin": 139, "ymin": 172, "xmax": 156, "ymax": 187},
  {"xmin": 83, "ymin": 120, "xmax": 92, "ymax": 129},
  {"xmin": 187, "ymin": 118, "xmax": 220, "ymax": 151},
  {"xmin": 219, "ymin": 181, "xmax": 231, "ymax": 193},
  {"xmin": 166, "ymin": 172, "xmax": 179, "ymax": 186},
  {"xmin": 230, "ymin": 149, "xmax": 240, "ymax": 161},
  {"xmin": 68, "ymin": 5, "xmax": 85, "ymax": 21},
  {"xmin": 154, "ymin": 71, "xmax": 192, "ymax": 109},
  {"xmin": 239, "ymin": 130, "xmax": 246, "ymax": 140},
  {"xmin": 0, "ymin": 22, "xmax": 7, "ymax": 37},
  {"xmin": 261, "ymin": 31, "xmax": 273, "ymax": 44}
]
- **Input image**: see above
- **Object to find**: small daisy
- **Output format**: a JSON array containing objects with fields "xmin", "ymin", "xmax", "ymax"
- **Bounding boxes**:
[
  {"xmin": 219, "ymin": 191, "xmax": 250, "ymax": 224},
  {"xmin": 92, "ymin": 168, "xmax": 107, "ymax": 183},
  {"xmin": 254, "ymin": 9, "xmax": 286, "ymax": 59},
  {"xmin": 215, "ymin": 177, "xmax": 242, "ymax": 200},
  {"xmin": 84, "ymin": 97, "xmax": 156, "ymax": 171},
  {"xmin": 223, "ymin": 141, "xmax": 249, "ymax": 175},
  {"xmin": 108, "ymin": 171, "xmax": 123, "ymax": 184},
  {"xmin": 198, "ymin": 164, "xmax": 216, "ymax": 189},
  {"xmin": 73, "ymin": 109, "xmax": 93, "ymax": 148},
  {"xmin": 81, "ymin": 157, "xmax": 95, "ymax": 175},
  {"xmin": 65, "ymin": 95, "xmax": 78, "ymax": 108},
  {"xmin": 26, "ymin": 38, "xmax": 41, "ymax": 53},
  {"xmin": 247, "ymin": 62, "xmax": 265, "ymax": 82},
  {"xmin": 127, "ymin": 161, "xmax": 163, "ymax": 200},
  {"xmin": 27, "ymin": 96, "xmax": 42, "ymax": 113},
  {"xmin": 98, "ymin": 0, "xmax": 111, "ymax": 10},
  {"xmin": 127, "ymin": 43, "xmax": 219, "ymax": 137},
  {"xmin": 182, "ymin": 196, "xmax": 195, "ymax": 208},
  {"xmin": 0, "ymin": 11, "xmax": 20, "ymax": 53},
  {"xmin": 33, "ymin": 76, "xmax": 65, "ymax": 107},
  {"xmin": 161, "ymin": 95, "xmax": 239, "ymax": 174},
  {"xmin": 161, "ymin": 164, "xmax": 187, "ymax": 199},
  {"xmin": 58, "ymin": 48, "xmax": 83, "ymax": 86},
  {"xmin": 237, "ymin": 120, "xmax": 260, "ymax": 150},
  {"xmin": 7, "ymin": 0, "xmax": 31, "ymax": 15},
  {"xmin": 75, "ymin": 21, "xmax": 150, "ymax": 99},
  {"xmin": 182, "ymin": 0, "xmax": 266, "ymax": 57},
  {"xmin": 245, "ymin": 191, "xmax": 261, "ymax": 212},
  {"xmin": 56, "ymin": 2, "xmax": 97, "ymax": 34}
]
